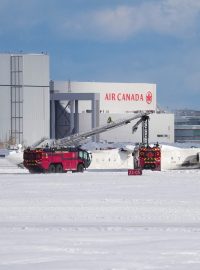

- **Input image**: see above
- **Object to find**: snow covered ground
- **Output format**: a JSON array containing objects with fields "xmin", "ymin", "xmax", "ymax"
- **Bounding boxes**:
[{"xmin": 0, "ymin": 161, "xmax": 200, "ymax": 269}]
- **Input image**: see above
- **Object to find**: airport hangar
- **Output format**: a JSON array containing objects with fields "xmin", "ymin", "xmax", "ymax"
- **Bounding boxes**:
[{"xmin": 0, "ymin": 53, "xmax": 174, "ymax": 146}]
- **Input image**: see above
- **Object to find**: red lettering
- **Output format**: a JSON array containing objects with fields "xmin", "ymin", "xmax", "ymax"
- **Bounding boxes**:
[
  {"xmin": 117, "ymin": 93, "xmax": 121, "ymax": 100},
  {"xmin": 126, "ymin": 94, "xmax": 130, "ymax": 101},
  {"xmin": 105, "ymin": 92, "xmax": 145, "ymax": 102},
  {"xmin": 112, "ymin": 93, "xmax": 116, "ymax": 100},
  {"xmin": 105, "ymin": 93, "xmax": 109, "ymax": 100}
]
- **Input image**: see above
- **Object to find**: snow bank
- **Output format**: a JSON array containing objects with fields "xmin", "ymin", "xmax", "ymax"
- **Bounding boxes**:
[
  {"xmin": 161, "ymin": 145, "xmax": 200, "ymax": 170},
  {"xmin": 89, "ymin": 148, "xmax": 133, "ymax": 170}
]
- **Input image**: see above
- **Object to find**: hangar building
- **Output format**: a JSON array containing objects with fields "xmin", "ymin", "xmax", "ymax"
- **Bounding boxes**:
[
  {"xmin": 0, "ymin": 53, "xmax": 174, "ymax": 146},
  {"xmin": 51, "ymin": 81, "xmax": 174, "ymax": 144}
]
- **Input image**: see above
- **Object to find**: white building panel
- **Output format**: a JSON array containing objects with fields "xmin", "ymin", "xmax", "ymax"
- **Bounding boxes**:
[
  {"xmin": 0, "ymin": 86, "xmax": 10, "ymax": 142},
  {"xmin": 78, "ymin": 113, "xmax": 174, "ymax": 144},
  {"xmin": 148, "ymin": 113, "xmax": 174, "ymax": 143},
  {"xmin": 0, "ymin": 55, "xmax": 11, "ymax": 143},
  {"xmin": 23, "ymin": 86, "xmax": 50, "ymax": 146},
  {"xmin": 23, "ymin": 54, "xmax": 49, "ymax": 85},
  {"xmin": 22, "ymin": 54, "xmax": 50, "ymax": 146},
  {"xmin": 54, "ymin": 81, "xmax": 156, "ymax": 113},
  {"xmin": 0, "ymin": 53, "xmax": 50, "ymax": 146},
  {"xmin": 0, "ymin": 54, "xmax": 10, "ymax": 84}
]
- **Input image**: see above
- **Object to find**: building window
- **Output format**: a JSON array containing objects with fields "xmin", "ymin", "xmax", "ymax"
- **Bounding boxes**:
[{"xmin": 157, "ymin": 134, "xmax": 168, "ymax": 138}]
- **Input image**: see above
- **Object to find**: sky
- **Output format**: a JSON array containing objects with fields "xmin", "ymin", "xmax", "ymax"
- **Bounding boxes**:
[{"xmin": 0, "ymin": 0, "xmax": 200, "ymax": 110}]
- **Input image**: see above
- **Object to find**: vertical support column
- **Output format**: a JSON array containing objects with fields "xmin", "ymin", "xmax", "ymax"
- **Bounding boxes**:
[
  {"xmin": 69, "ymin": 100, "xmax": 74, "ymax": 134},
  {"xmin": 95, "ymin": 100, "xmax": 100, "ymax": 142},
  {"xmin": 50, "ymin": 81, "xmax": 55, "ymax": 139},
  {"xmin": 142, "ymin": 117, "xmax": 149, "ymax": 146},
  {"xmin": 50, "ymin": 92, "xmax": 100, "ymax": 141},
  {"xmin": 74, "ymin": 100, "xmax": 79, "ymax": 134},
  {"xmin": 92, "ymin": 96, "xmax": 100, "ymax": 142},
  {"xmin": 50, "ymin": 98, "xmax": 56, "ymax": 139},
  {"xmin": 92, "ymin": 98, "xmax": 96, "ymax": 142}
]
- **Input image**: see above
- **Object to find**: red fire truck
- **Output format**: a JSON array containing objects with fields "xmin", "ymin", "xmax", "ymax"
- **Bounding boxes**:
[
  {"xmin": 137, "ymin": 145, "xmax": 161, "ymax": 170},
  {"xmin": 130, "ymin": 114, "xmax": 161, "ymax": 171},
  {"xmin": 23, "ymin": 147, "xmax": 92, "ymax": 173},
  {"xmin": 130, "ymin": 144, "xmax": 161, "ymax": 175},
  {"xmin": 23, "ymin": 112, "xmax": 152, "ymax": 174}
]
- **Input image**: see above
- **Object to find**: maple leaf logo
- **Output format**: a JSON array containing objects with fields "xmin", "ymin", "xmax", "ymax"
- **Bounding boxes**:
[{"xmin": 146, "ymin": 91, "xmax": 152, "ymax": 104}]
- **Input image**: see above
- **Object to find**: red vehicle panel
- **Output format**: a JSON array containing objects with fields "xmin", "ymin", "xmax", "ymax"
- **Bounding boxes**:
[
  {"xmin": 139, "ymin": 146, "xmax": 161, "ymax": 170},
  {"xmin": 133, "ymin": 145, "xmax": 161, "ymax": 171}
]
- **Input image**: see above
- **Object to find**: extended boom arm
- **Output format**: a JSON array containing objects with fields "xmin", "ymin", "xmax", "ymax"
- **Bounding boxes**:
[{"xmin": 55, "ymin": 112, "xmax": 151, "ymax": 147}]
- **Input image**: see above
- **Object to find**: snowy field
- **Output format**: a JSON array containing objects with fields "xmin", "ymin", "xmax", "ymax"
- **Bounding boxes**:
[{"xmin": 0, "ymin": 164, "xmax": 200, "ymax": 269}]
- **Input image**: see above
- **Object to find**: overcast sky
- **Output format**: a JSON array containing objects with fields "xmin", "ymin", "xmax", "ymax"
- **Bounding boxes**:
[{"xmin": 0, "ymin": 0, "xmax": 200, "ymax": 110}]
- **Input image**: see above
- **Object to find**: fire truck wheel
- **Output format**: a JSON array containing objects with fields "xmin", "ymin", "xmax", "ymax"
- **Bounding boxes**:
[
  {"xmin": 151, "ymin": 164, "xmax": 156, "ymax": 170},
  {"xmin": 56, "ymin": 164, "xmax": 63, "ymax": 173},
  {"xmin": 77, "ymin": 163, "xmax": 84, "ymax": 173},
  {"xmin": 48, "ymin": 164, "xmax": 56, "ymax": 173},
  {"xmin": 29, "ymin": 169, "xmax": 36, "ymax": 174}
]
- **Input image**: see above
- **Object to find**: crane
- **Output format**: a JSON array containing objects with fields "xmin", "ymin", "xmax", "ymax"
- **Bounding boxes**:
[{"xmin": 54, "ymin": 112, "xmax": 151, "ymax": 147}]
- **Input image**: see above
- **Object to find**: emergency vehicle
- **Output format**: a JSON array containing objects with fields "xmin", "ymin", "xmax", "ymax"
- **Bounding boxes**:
[
  {"xmin": 134, "ymin": 144, "xmax": 161, "ymax": 171},
  {"xmin": 23, "ymin": 112, "xmax": 154, "ymax": 173},
  {"xmin": 132, "ymin": 115, "xmax": 161, "ymax": 171},
  {"xmin": 23, "ymin": 147, "xmax": 92, "ymax": 173}
]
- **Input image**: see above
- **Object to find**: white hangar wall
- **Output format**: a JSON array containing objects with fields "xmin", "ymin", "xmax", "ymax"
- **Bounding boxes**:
[
  {"xmin": 53, "ymin": 81, "xmax": 174, "ymax": 144},
  {"xmin": 0, "ymin": 54, "xmax": 10, "ymax": 142},
  {"xmin": 0, "ymin": 53, "xmax": 50, "ymax": 146},
  {"xmin": 22, "ymin": 54, "xmax": 50, "ymax": 146},
  {"xmin": 79, "ymin": 113, "xmax": 174, "ymax": 144},
  {"xmin": 53, "ymin": 81, "xmax": 156, "ymax": 113}
]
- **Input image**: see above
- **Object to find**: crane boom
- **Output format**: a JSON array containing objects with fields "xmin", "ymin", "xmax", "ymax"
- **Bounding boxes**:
[{"xmin": 55, "ymin": 112, "xmax": 151, "ymax": 147}]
